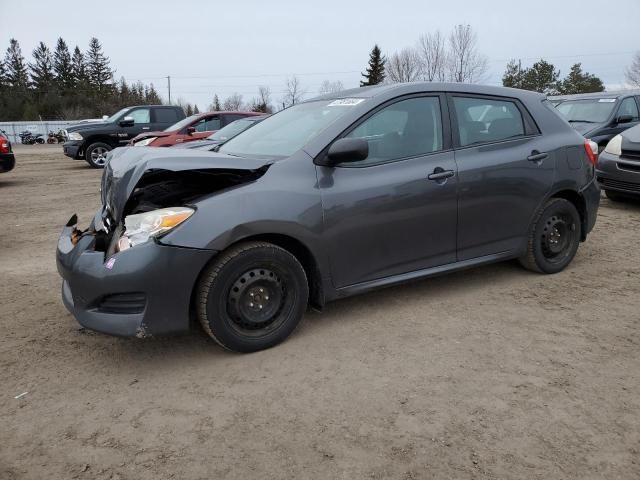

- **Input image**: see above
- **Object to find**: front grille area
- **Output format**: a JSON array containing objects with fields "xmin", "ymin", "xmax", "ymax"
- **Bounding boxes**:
[
  {"xmin": 598, "ymin": 176, "xmax": 640, "ymax": 193},
  {"xmin": 97, "ymin": 293, "xmax": 146, "ymax": 314},
  {"xmin": 621, "ymin": 149, "xmax": 640, "ymax": 161},
  {"xmin": 617, "ymin": 161, "xmax": 640, "ymax": 173}
]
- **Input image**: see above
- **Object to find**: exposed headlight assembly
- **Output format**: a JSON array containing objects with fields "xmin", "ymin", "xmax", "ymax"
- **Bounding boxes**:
[
  {"xmin": 68, "ymin": 132, "xmax": 83, "ymax": 141},
  {"xmin": 604, "ymin": 134, "xmax": 622, "ymax": 156},
  {"xmin": 117, "ymin": 207, "xmax": 194, "ymax": 251},
  {"xmin": 134, "ymin": 137, "xmax": 157, "ymax": 147}
]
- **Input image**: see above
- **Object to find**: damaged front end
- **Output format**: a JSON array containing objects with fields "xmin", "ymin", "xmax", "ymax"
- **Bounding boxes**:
[{"xmin": 56, "ymin": 146, "xmax": 273, "ymax": 337}]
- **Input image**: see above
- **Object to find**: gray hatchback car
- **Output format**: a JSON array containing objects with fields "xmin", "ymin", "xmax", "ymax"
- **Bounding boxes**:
[{"xmin": 57, "ymin": 83, "xmax": 600, "ymax": 352}]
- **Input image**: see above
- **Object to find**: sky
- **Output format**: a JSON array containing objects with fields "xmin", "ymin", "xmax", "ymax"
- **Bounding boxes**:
[{"xmin": 1, "ymin": 0, "xmax": 638, "ymax": 111}]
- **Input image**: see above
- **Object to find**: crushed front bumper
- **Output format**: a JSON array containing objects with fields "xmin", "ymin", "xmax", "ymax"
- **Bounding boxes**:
[
  {"xmin": 56, "ymin": 215, "xmax": 216, "ymax": 337},
  {"xmin": 596, "ymin": 151, "xmax": 640, "ymax": 196}
]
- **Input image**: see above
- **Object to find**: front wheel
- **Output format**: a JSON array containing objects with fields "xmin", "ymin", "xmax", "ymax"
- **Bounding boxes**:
[
  {"xmin": 519, "ymin": 198, "xmax": 581, "ymax": 274},
  {"xmin": 85, "ymin": 142, "xmax": 112, "ymax": 168},
  {"xmin": 197, "ymin": 242, "xmax": 309, "ymax": 353}
]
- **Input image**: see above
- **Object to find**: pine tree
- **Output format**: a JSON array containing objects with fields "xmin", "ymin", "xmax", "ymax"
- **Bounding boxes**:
[
  {"xmin": 71, "ymin": 46, "xmax": 87, "ymax": 88},
  {"xmin": 0, "ymin": 59, "xmax": 7, "ymax": 89},
  {"xmin": 4, "ymin": 38, "xmax": 29, "ymax": 89},
  {"xmin": 30, "ymin": 41, "xmax": 55, "ymax": 91},
  {"xmin": 86, "ymin": 37, "xmax": 112, "ymax": 92},
  {"xmin": 557, "ymin": 63, "xmax": 604, "ymax": 95},
  {"xmin": 193, "ymin": 104, "xmax": 200, "ymax": 114},
  {"xmin": 185, "ymin": 104, "xmax": 193, "ymax": 116},
  {"xmin": 53, "ymin": 38, "xmax": 73, "ymax": 91},
  {"xmin": 145, "ymin": 83, "xmax": 162, "ymax": 104},
  {"xmin": 360, "ymin": 44, "xmax": 386, "ymax": 87},
  {"xmin": 502, "ymin": 59, "xmax": 525, "ymax": 89},
  {"xmin": 211, "ymin": 94, "xmax": 221, "ymax": 111}
]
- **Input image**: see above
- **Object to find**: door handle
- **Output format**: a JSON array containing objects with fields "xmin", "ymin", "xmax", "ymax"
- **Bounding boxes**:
[
  {"xmin": 142, "ymin": 127, "xmax": 150, "ymax": 130},
  {"xmin": 427, "ymin": 168, "xmax": 455, "ymax": 181},
  {"xmin": 527, "ymin": 151, "xmax": 548, "ymax": 162}
]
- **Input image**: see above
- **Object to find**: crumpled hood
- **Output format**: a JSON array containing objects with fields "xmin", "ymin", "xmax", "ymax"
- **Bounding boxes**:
[
  {"xmin": 101, "ymin": 146, "xmax": 273, "ymax": 223},
  {"xmin": 132, "ymin": 131, "xmax": 173, "ymax": 141}
]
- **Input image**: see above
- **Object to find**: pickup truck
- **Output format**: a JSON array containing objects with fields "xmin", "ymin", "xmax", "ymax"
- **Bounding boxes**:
[{"xmin": 62, "ymin": 105, "xmax": 186, "ymax": 168}]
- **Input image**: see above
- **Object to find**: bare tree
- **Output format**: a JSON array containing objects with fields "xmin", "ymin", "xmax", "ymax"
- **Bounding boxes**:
[
  {"xmin": 319, "ymin": 80, "xmax": 345, "ymax": 94},
  {"xmin": 386, "ymin": 47, "xmax": 422, "ymax": 83},
  {"xmin": 446, "ymin": 24, "xmax": 488, "ymax": 83},
  {"xmin": 416, "ymin": 31, "xmax": 447, "ymax": 82},
  {"xmin": 626, "ymin": 51, "xmax": 640, "ymax": 88},
  {"xmin": 249, "ymin": 86, "xmax": 273, "ymax": 113},
  {"xmin": 222, "ymin": 93, "xmax": 244, "ymax": 111},
  {"xmin": 281, "ymin": 75, "xmax": 305, "ymax": 108}
]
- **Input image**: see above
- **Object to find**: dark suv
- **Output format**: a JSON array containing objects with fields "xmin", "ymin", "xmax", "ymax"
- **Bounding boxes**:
[
  {"xmin": 57, "ymin": 83, "xmax": 600, "ymax": 353},
  {"xmin": 550, "ymin": 91, "xmax": 640, "ymax": 150},
  {"xmin": 63, "ymin": 105, "xmax": 185, "ymax": 168}
]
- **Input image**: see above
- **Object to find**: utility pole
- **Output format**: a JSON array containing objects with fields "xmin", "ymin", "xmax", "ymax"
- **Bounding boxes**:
[{"xmin": 167, "ymin": 75, "xmax": 171, "ymax": 104}]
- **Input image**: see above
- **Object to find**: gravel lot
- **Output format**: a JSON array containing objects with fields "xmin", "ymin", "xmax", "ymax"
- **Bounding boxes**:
[{"xmin": 1, "ymin": 145, "xmax": 639, "ymax": 479}]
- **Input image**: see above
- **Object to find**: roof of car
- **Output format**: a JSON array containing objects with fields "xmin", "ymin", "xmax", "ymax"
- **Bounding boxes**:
[
  {"xmin": 549, "ymin": 90, "xmax": 640, "ymax": 101},
  {"xmin": 309, "ymin": 82, "xmax": 546, "ymax": 102}
]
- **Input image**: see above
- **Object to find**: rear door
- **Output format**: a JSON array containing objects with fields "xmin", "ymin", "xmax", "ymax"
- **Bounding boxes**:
[
  {"xmin": 152, "ymin": 107, "xmax": 182, "ymax": 131},
  {"xmin": 319, "ymin": 94, "xmax": 459, "ymax": 288},
  {"xmin": 450, "ymin": 94, "xmax": 556, "ymax": 260}
]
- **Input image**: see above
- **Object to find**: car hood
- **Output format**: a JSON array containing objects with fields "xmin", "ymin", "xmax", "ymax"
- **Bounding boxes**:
[
  {"xmin": 171, "ymin": 139, "xmax": 219, "ymax": 150},
  {"xmin": 131, "ymin": 131, "xmax": 173, "ymax": 141},
  {"xmin": 621, "ymin": 124, "xmax": 640, "ymax": 151},
  {"xmin": 66, "ymin": 121, "xmax": 113, "ymax": 133},
  {"xmin": 101, "ymin": 146, "xmax": 273, "ymax": 223},
  {"xmin": 568, "ymin": 122, "xmax": 600, "ymax": 136}
]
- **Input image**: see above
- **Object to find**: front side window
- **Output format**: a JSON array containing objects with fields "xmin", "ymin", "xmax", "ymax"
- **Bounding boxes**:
[
  {"xmin": 203, "ymin": 116, "xmax": 221, "ymax": 131},
  {"xmin": 128, "ymin": 108, "xmax": 150, "ymax": 124},
  {"xmin": 453, "ymin": 96, "xmax": 525, "ymax": 147},
  {"xmin": 618, "ymin": 97, "xmax": 639, "ymax": 121},
  {"xmin": 345, "ymin": 96, "xmax": 443, "ymax": 165}
]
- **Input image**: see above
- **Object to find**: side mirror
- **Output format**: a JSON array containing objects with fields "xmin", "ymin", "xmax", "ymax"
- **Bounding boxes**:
[
  {"xmin": 616, "ymin": 114, "xmax": 633, "ymax": 124},
  {"xmin": 186, "ymin": 126, "xmax": 196, "ymax": 135},
  {"xmin": 119, "ymin": 116, "xmax": 134, "ymax": 127},
  {"xmin": 317, "ymin": 138, "xmax": 369, "ymax": 166}
]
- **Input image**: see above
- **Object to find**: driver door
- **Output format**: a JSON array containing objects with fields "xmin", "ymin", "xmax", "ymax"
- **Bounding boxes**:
[{"xmin": 118, "ymin": 107, "xmax": 151, "ymax": 145}]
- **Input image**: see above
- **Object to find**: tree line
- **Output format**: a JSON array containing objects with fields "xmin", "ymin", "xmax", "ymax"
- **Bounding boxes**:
[{"xmin": 0, "ymin": 37, "xmax": 162, "ymax": 121}]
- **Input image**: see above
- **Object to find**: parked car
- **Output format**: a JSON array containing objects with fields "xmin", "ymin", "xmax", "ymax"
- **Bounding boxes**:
[
  {"xmin": 596, "ymin": 123, "xmax": 640, "ymax": 201},
  {"xmin": 57, "ymin": 83, "xmax": 600, "ymax": 353},
  {"xmin": 171, "ymin": 115, "xmax": 268, "ymax": 150},
  {"xmin": 130, "ymin": 111, "xmax": 263, "ymax": 148},
  {"xmin": 62, "ymin": 105, "xmax": 186, "ymax": 168},
  {"xmin": 0, "ymin": 131, "xmax": 16, "ymax": 173},
  {"xmin": 550, "ymin": 91, "xmax": 640, "ymax": 151}
]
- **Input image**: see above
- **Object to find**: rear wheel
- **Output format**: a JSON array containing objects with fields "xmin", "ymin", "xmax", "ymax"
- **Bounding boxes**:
[
  {"xmin": 85, "ymin": 142, "xmax": 112, "ymax": 168},
  {"xmin": 197, "ymin": 241, "xmax": 309, "ymax": 353},
  {"xmin": 519, "ymin": 198, "xmax": 581, "ymax": 274}
]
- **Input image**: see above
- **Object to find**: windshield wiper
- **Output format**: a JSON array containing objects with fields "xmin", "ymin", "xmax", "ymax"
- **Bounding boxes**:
[{"xmin": 568, "ymin": 119, "xmax": 596, "ymax": 123}]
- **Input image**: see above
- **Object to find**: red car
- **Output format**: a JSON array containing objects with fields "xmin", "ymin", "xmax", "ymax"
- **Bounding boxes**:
[{"xmin": 130, "ymin": 111, "xmax": 263, "ymax": 147}]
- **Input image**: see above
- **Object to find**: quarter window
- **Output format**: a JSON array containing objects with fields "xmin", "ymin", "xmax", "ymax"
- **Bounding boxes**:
[
  {"xmin": 128, "ymin": 108, "xmax": 150, "ymax": 124},
  {"xmin": 453, "ymin": 97, "xmax": 525, "ymax": 147},
  {"xmin": 345, "ymin": 96, "xmax": 443, "ymax": 165},
  {"xmin": 618, "ymin": 97, "xmax": 639, "ymax": 121}
]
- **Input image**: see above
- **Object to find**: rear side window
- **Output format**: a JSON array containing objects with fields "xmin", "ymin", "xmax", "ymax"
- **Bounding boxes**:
[
  {"xmin": 345, "ymin": 96, "xmax": 443, "ymax": 166},
  {"xmin": 453, "ymin": 96, "xmax": 525, "ymax": 147},
  {"xmin": 155, "ymin": 108, "xmax": 180, "ymax": 123},
  {"xmin": 618, "ymin": 97, "xmax": 639, "ymax": 121}
]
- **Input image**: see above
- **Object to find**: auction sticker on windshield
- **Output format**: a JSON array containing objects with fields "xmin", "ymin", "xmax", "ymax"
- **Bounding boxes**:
[
  {"xmin": 598, "ymin": 99, "xmax": 616, "ymax": 103},
  {"xmin": 328, "ymin": 98, "xmax": 366, "ymax": 107}
]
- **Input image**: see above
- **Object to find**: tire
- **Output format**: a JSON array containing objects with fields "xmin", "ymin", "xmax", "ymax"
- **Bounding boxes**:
[
  {"xmin": 197, "ymin": 241, "xmax": 309, "ymax": 353},
  {"xmin": 519, "ymin": 198, "xmax": 581, "ymax": 274},
  {"xmin": 605, "ymin": 190, "xmax": 632, "ymax": 203},
  {"xmin": 35, "ymin": 137, "xmax": 45, "ymax": 144},
  {"xmin": 85, "ymin": 142, "xmax": 112, "ymax": 168}
]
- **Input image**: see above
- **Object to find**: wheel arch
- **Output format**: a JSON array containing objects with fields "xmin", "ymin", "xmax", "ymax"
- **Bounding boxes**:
[{"xmin": 549, "ymin": 188, "xmax": 588, "ymax": 241}]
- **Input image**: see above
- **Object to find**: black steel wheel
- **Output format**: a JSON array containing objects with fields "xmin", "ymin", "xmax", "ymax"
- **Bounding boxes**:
[
  {"xmin": 197, "ymin": 241, "xmax": 308, "ymax": 353},
  {"xmin": 519, "ymin": 198, "xmax": 581, "ymax": 274}
]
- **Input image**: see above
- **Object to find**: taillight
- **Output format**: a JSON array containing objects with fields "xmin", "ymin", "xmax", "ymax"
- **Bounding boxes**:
[
  {"xmin": 0, "ymin": 139, "xmax": 9, "ymax": 154},
  {"xmin": 584, "ymin": 139, "xmax": 598, "ymax": 166}
]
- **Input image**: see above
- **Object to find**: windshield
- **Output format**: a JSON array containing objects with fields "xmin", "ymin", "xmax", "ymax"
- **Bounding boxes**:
[
  {"xmin": 208, "ymin": 118, "xmax": 261, "ymax": 141},
  {"xmin": 105, "ymin": 108, "xmax": 130, "ymax": 123},
  {"xmin": 556, "ymin": 99, "xmax": 617, "ymax": 123},
  {"xmin": 164, "ymin": 114, "xmax": 199, "ymax": 132},
  {"xmin": 219, "ymin": 100, "xmax": 361, "ymax": 158}
]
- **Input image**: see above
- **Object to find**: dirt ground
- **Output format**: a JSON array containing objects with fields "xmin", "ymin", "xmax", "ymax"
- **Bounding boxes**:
[{"xmin": 1, "ymin": 144, "xmax": 639, "ymax": 479}]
